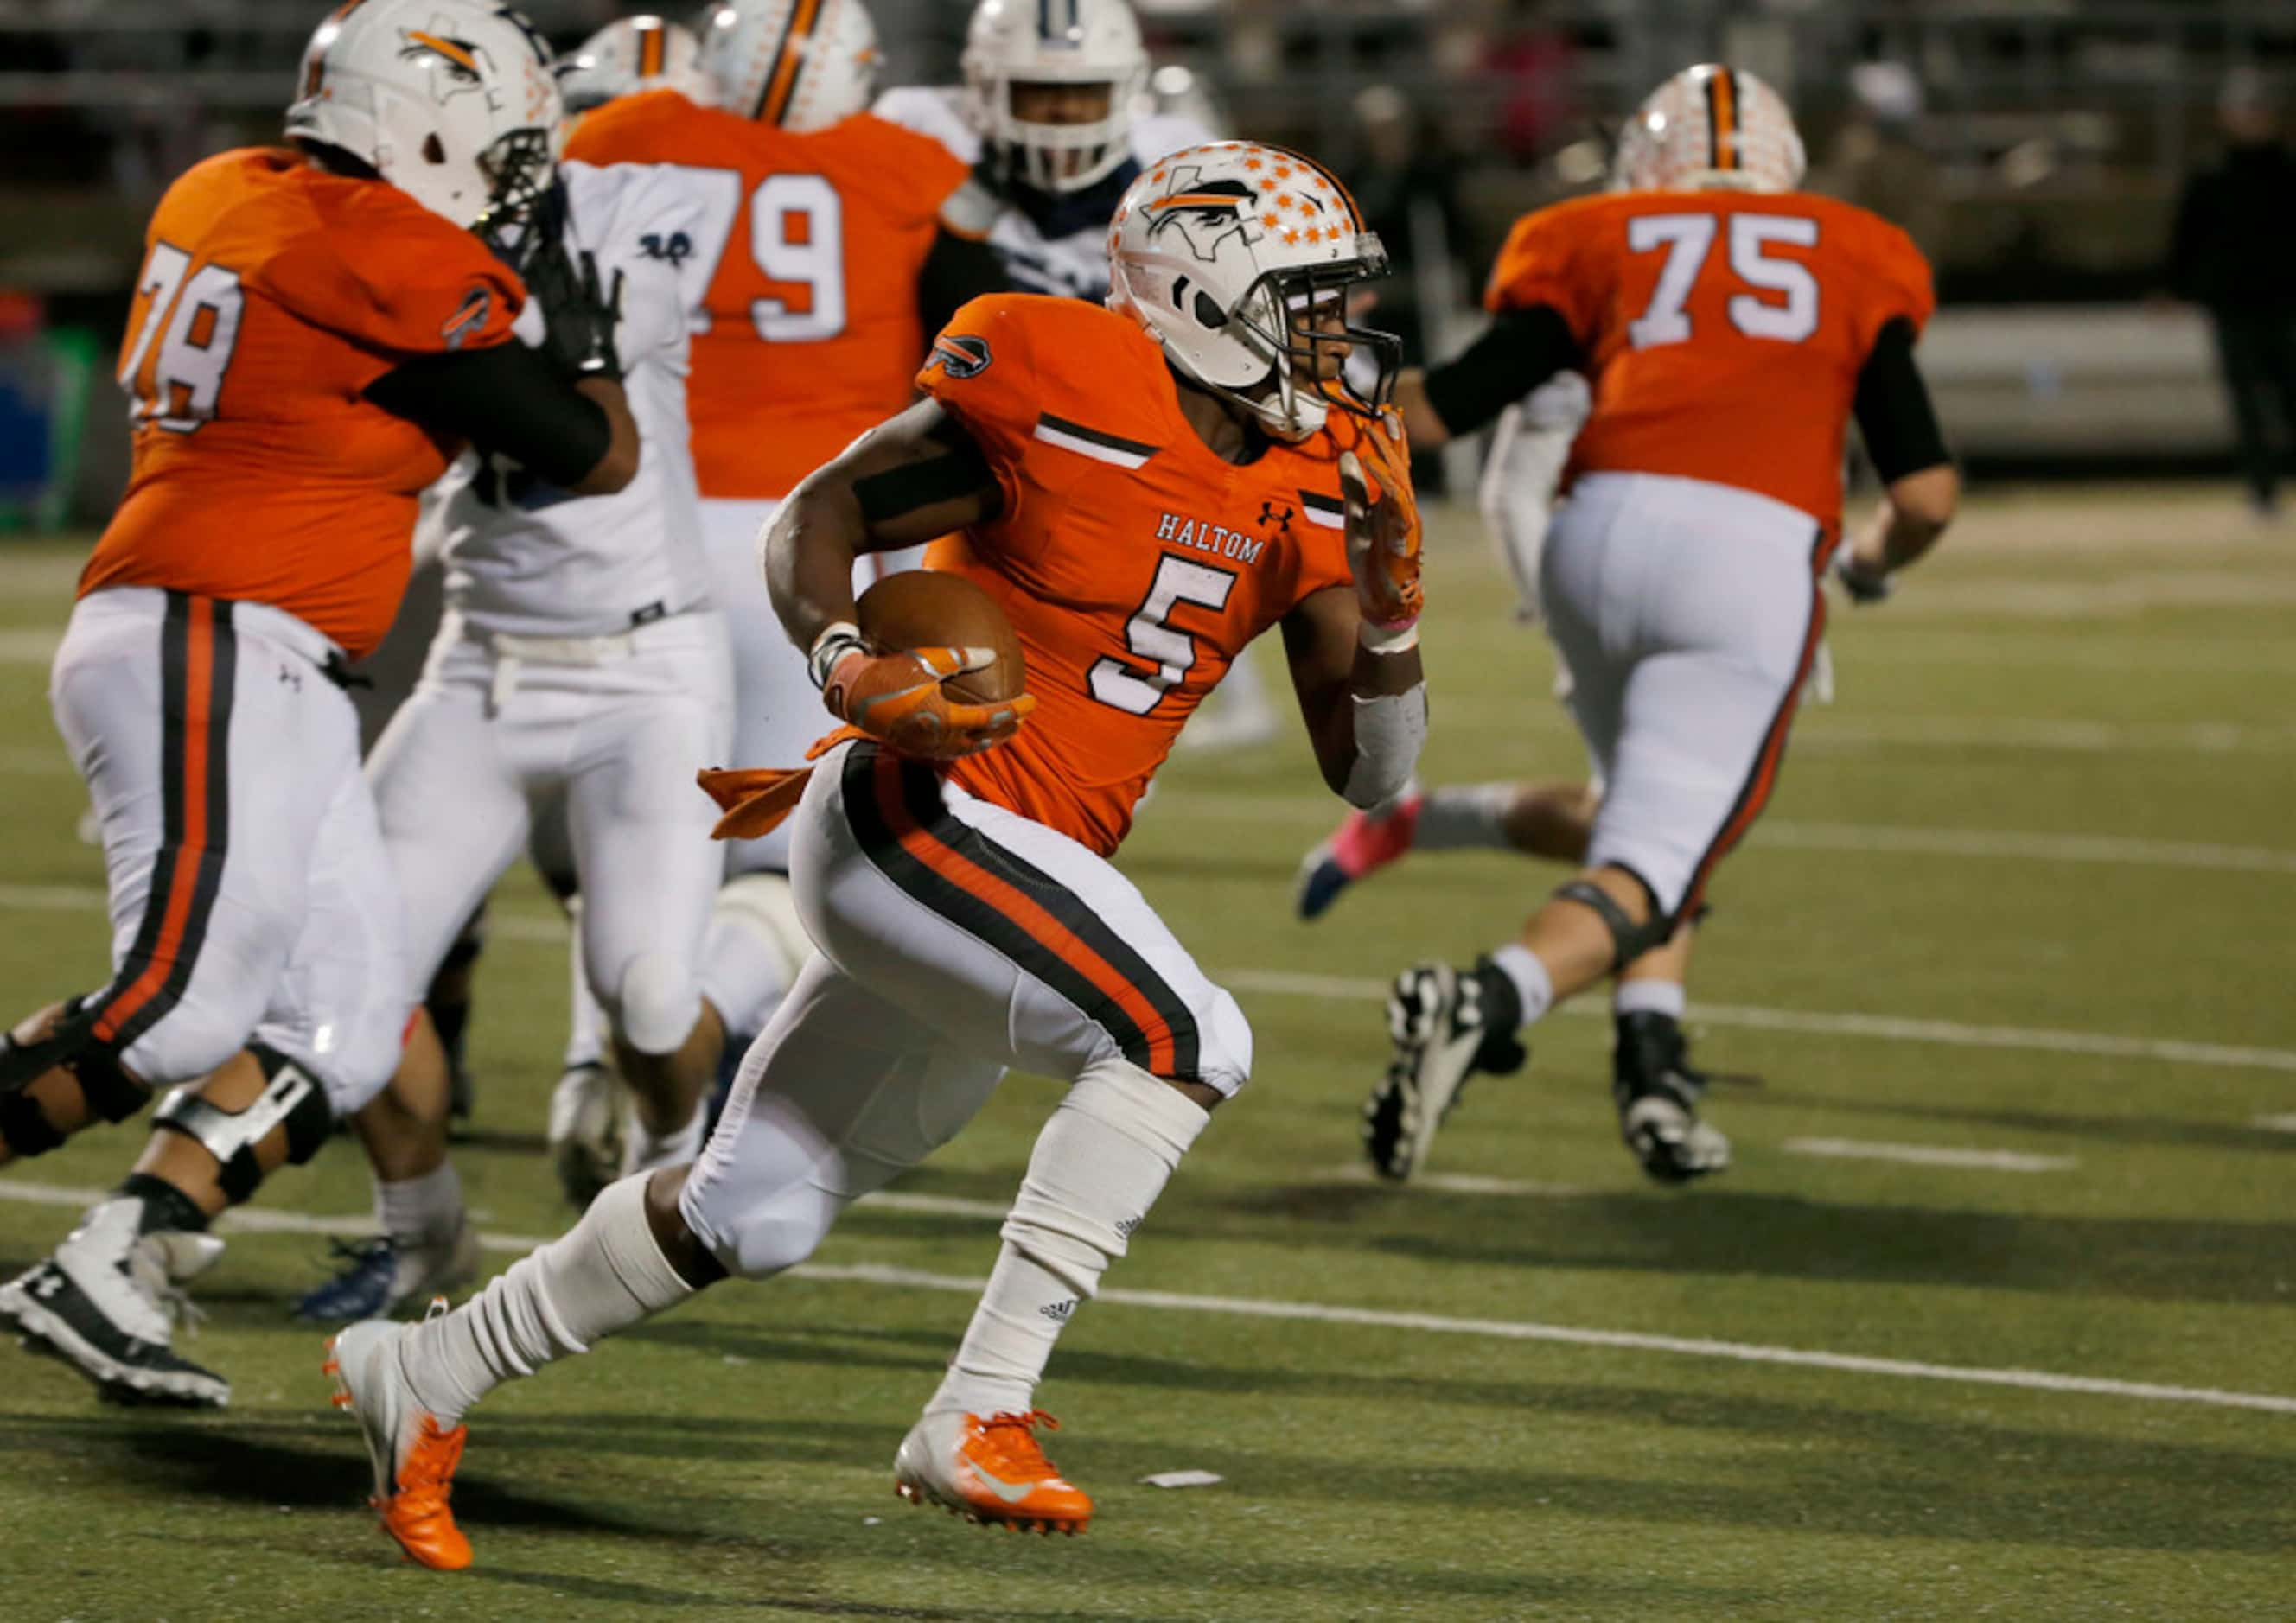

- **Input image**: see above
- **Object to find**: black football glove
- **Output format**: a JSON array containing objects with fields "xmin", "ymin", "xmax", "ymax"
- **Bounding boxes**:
[{"xmin": 524, "ymin": 240, "xmax": 625, "ymax": 385}]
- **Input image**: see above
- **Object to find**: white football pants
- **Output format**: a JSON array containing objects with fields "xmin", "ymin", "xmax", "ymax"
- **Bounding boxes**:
[
  {"xmin": 679, "ymin": 741, "xmax": 1252, "ymax": 1280},
  {"xmin": 51, "ymin": 587, "xmax": 408, "ymax": 1108},
  {"xmin": 1539, "ymin": 471, "xmax": 1826, "ymax": 920},
  {"xmin": 367, "ymin": 608, "xmax": 731, "ymax": 1057}
]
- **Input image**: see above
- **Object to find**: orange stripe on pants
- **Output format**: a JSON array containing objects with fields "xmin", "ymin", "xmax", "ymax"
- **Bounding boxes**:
[
  {"xmin": 873, "ymin": 757, "xmax": 1177, "ymax": 1076},
  {"xmin": 94, "ymin": 597, "xmax": 216, "ymax": 1042}
]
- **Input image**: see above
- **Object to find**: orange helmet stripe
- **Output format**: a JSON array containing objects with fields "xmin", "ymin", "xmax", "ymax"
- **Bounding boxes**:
[
  {"xmin": 1706, "ymin": 66, "xmax": 1739, "ymax": 171},
  {"xmin": 405, "ymin": 29, "xmax": 482, "ymax": 73},
  {"xmin": 1147, "ymin": 193, "xmax": 1247, "ymax": 213},
  {"xmin": 638, "ymin": 20, "xmax": 665, "ymax": 78},
  {"xmin": 756, "ymin": 0, "xmax": 825, "ymax": 124}
]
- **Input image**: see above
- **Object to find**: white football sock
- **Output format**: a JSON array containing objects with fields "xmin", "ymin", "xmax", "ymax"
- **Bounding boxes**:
[
  {"xmin": 1614, "ymin": 978, "xmax": 1687, "ymax": 1021},
  {"xmin": 928, "ymin": 1062, "xmax": 1209, "ymax": 1420},
  {"xmin": 398, "ymin": 1173, "xmax": 692, "ymax": 1426},
  {"xmin": 621, "ymin": 1098, "xmax": 709, "ymax": 1178},
  {"xmin": 374, "ymin": 1162, "xmax": 462, "ymax": 1251},
  {"xmin": 1488, "ymin": 943, "xmax": 1556, "ymax": 1028},
  {"xmin": 1416, "ymin": 784, "xmax": 1517, "ymax": 850},
  {"xmin": 562, "ymin": 902, "xmax": 605, "ymax": 1071}
]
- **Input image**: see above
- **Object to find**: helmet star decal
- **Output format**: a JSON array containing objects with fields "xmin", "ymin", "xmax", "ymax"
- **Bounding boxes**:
[{"xmin": 1143, "ymin": 167, "xmax": 1265, "ymax": 264}]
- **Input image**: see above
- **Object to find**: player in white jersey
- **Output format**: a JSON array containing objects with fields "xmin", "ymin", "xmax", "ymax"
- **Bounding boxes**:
[
  {"xmin": 300, "ymin": 153, "xmax": 735, "ymax": 1322},
  {"xmin": 872, "ymin": 0, "xmax": 1277, "ymax": 748}
]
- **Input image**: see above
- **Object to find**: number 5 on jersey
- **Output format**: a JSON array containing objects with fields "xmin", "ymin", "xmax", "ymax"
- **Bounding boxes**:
[
  {"xmin": 1089, "ymin": 555, "xmax": 1236, "ymax": 716},
  {"xmin": 118, "ymin": 241, "xmax": 246, "ymax": 432}
]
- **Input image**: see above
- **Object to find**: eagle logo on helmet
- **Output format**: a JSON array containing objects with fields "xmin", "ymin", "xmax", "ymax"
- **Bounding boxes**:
[
  {"xmin": 399, "ymin": 26, "xmax": 492, "ymax": 100},
  {"xmin": 1143, "ymin": 167, "xmax": 1263, "ymax": 265}
]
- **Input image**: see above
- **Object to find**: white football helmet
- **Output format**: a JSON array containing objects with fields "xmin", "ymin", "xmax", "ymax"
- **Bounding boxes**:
[
  {"xmin": 286, "ymin": 0, "xmax": 564, "ymax": 228},
  {"xmin": 1108, "ymin": 141, "xmax": 1397, "ymax": 442},
  {"xmin": 962, "ymin": 0, "xmax": 1148, "ymax": 194},
  {"xmin": 698, "ymin": 0, "xmax": 878, "ymax": 130},
  {"xmin": 558, "ymin": 16, "xmax": 711, "ymax": 114},
  {"xmin": 1612, "ymin": 63, "xmax": 1806, "ymax": 194}
]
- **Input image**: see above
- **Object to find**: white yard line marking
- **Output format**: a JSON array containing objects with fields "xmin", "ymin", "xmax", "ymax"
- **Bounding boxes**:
[
  {"xmin": 1795, "ymin": 716, "xmax": 2296, "ymax": 754},
  {"xmin": 801, "ymin": 1262, "xmax": 2296, "ymax": 1417},
  {"xmin": 0, "ymin": 1178, "xmax": 1003, "ymax": 1240},
  {"xmin": 1323, "ymin": 1163, "xmax": 1593, "ymax": 1198},
  {"xmin": 1151, "ymin": 796, "xmax": 2296, "ymax": 875},
  {"xmin": 2, "ymin": 1178, "xmax": 2286, "ymax": 1416},
  {"xmin": 2251, "ymin": 1114, "xmax": 2296, "ymax": 1134},
  {"xmin": 1216, "ymin": 968, "xmax": 2296, "ymax": 1076},
  {"xmin": 4, "ymin": 887, "xmax": 2286, "ymax": 1075},
  {"xmin": 1783, "ymin": 1138, "xmax": 2076, "ymax": 1173}
]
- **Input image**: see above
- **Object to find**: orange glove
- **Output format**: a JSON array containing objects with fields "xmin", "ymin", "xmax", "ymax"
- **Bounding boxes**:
[
  {"xmin": 1340, "ymin": 408, "xmax": 1423, "ymax": 647},
  {"xmin": 820, "ymin": 640, "xmax": 1034, "ymax": 761}
]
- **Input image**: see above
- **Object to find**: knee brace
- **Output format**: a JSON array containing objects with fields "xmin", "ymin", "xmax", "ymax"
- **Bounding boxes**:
[
  {"xmin": 151, "ymin": 1046, "xmax": 333, "ymax": 1202},
  {"xmin": 612, "ymin": 952, "xmax": 700, "ymax": 1056},
  {"xmin": 1553, "ymin": 867, "xmax": 1673, "ymax": 973},
  {"xmin": 0, "ymin": 997, "xmax": 152, "ymax": 1157}
]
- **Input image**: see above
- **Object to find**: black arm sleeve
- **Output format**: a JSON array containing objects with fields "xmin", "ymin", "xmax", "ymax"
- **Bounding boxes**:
[
  {"xmin": 1853, "ymin": 316, "xmax": 1951, "ymax": 484},
  {"xmin": 916, "ymin": 228, "xmax": 1011, "ymax": 342},
  {"xmin": 1419, "ymin": 305, "xmax": 1584, "ymax": 437},
  {"xmin": 364, "ymin": 341, "xmax": 612, "ymax": 490}
]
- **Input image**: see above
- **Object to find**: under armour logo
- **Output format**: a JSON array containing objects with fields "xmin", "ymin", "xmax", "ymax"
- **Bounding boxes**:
[
  {"xmin": 639, "ymin": 231, "xmax": 692, "ymax": 265},
  {"xmin": 1258, "ymin": 500, "xmax": 1294, "ymax": 534}
]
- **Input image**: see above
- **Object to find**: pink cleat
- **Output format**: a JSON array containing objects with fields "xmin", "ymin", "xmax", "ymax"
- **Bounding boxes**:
[{"xmin": 1295, "ymin": 792, "xmax": 1422, "ymax": 920}]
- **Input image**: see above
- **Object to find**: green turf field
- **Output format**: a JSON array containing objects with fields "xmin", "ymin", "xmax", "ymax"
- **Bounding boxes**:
[{"xmin": 3, "ymin": 487, "xmax": 2293, "ymax": 1621}]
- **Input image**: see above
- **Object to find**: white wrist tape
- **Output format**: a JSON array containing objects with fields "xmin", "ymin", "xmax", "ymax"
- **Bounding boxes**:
[
  {"xmin": 1358, "ymin": 618, "xmax": 1420, "ymax": 655},
  {"xmin": 807, "ymin": 621, "xmax": 864, "ymax": 691},
  {"xmin": 1342, "ymin": 684, "xmax": 1428, "ymax": 808}
]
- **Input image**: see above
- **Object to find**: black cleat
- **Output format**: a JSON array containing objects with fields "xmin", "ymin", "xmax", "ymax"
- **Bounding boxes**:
[
  {"xmin": 1611, "ymin": 1010, "xmax": 1731, "ymax": 1184},
  {"xmin": 0, "ymin": 1199, "xmax": 228, "ymax": 1406},
  {"xmin": 1364, "ymin": 959, "xmax": 1527, "ymax": 1181}
]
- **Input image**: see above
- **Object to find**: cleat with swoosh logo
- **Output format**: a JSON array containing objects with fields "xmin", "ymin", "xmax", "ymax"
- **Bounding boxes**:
[{"xmin": 893, "ymin": 1409, "xmax": 1093, "ymax": 1535}]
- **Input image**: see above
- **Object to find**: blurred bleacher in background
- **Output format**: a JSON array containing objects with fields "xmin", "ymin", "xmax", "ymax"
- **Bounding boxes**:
[{"xmin": 4, "ymin": 0, "xmax": 2293, "ymax": 525}]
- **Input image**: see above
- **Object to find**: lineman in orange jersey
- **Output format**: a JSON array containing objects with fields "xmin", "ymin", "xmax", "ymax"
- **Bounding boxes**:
[
  {"xmin": 0, "ymin": 0, "xmax": 639, "ymax": 1410},
  {"xmin": 327, "ymin": 141, "xmax": 1425, "ymax": 1558},
  {"xmin": 1356, "ymin": 65, "xmax": 1960, "ymax": 1185},
  {"xmin": 549, "ymin": 0, "xmax": 1009, "ymax": 1138}
]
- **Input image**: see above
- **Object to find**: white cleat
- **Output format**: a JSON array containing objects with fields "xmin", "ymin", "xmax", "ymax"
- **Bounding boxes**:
[
  {"xmin": 324, "ymin": 1303, "xmax": 472, "ymax": 1570},
  {"xmin": 0, "ymin": 1197, "xmax": 228, "ymax": 1406},
  {"xmin": 547, "ymin": 1061, "xmax": 622, "ymax": 1208},
  {"xmin": 1363, "ymin": 963, "xmax": 1525, "ymax": 1181}
]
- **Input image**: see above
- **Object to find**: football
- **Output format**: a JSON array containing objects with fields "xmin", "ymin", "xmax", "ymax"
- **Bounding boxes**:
[{"xmin": 856, "ymin": 570, "xmax": 1026, "ymax": 705}]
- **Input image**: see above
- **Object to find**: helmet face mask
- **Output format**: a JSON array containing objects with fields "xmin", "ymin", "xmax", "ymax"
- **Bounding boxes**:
[
  {"xmin": 962, "ymin": 0, "xmax": 1147, "ymax": 195},
  {"xmin": 286, "ymin": 0, "xmax": 564, "ymax": 228},
  {"xmin": 1108, "ymin": 142, "xmax": 1398, "ymax": 442}
]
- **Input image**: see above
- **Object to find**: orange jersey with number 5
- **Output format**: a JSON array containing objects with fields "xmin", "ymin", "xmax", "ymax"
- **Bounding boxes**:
[
  {"xmin": 909, "ymin": 294, "xmax": 1365, "ymax": 856},
  {"xmin": 80, "ymin": 148, "xmax": 523, "ymax": 659},
  {"xmin": 566, "ymin": 91, "xmax": 969, "ymax": 499},
  {"xmin": 1486, "ymin": 189, "xmax": 1934, "ymax": 526}
]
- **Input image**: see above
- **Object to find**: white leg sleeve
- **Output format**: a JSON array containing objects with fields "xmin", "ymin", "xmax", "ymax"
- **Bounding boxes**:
[
  {"xmin": 927, "ymin": 1060, "xmax": 1209, "ymax": 1419},
  {"xmin": 398, "ymin": 1174, "xmax": 692, "ymax": 1425}
]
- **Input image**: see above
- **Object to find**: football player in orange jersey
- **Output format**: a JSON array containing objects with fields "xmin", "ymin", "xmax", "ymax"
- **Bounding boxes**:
[
  {"xmin": 327, "ymin": 140, "xmax": 1424, "ymax": 1561},
  {"xmin": 536, "ymin": 0, "xmax": 1009, "ymax": 1184},
  {"xmin": 1351, "ymin": 65, "xmax": 1959, "ymax": 1186},
  {"xmin": 0, "ymin": 0, "xmax": 638, "ymax": 1410}
]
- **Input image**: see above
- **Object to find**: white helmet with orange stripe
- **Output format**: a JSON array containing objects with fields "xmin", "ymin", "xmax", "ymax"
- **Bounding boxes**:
[
  {"xmin": 1107, "ymin": 140, "xmax": 1399, "ymax": 442},
  {"xmin": 1612, "ymin": 63, "xmax": 1806, "ymax": 194},
  {"xmin": 698, "ymin": 0, "xmax": 879, "ymax": 130},
  {"xmin": 558, "ymin": 16, "xmax": 710, "ymax": 113},
  {"xmin": 286, "ymin": 0, "xmax": 564, "ymax": 227}
]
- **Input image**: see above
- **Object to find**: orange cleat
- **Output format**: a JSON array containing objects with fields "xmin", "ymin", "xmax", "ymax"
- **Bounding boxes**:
[
  {"xmin": 893, "ymin": 1409, "xmax": 1093, "ymax": 1536},
  {"xmin": 323, "ymin": 1307, "xmax": 473, "ymax": 1570}
]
